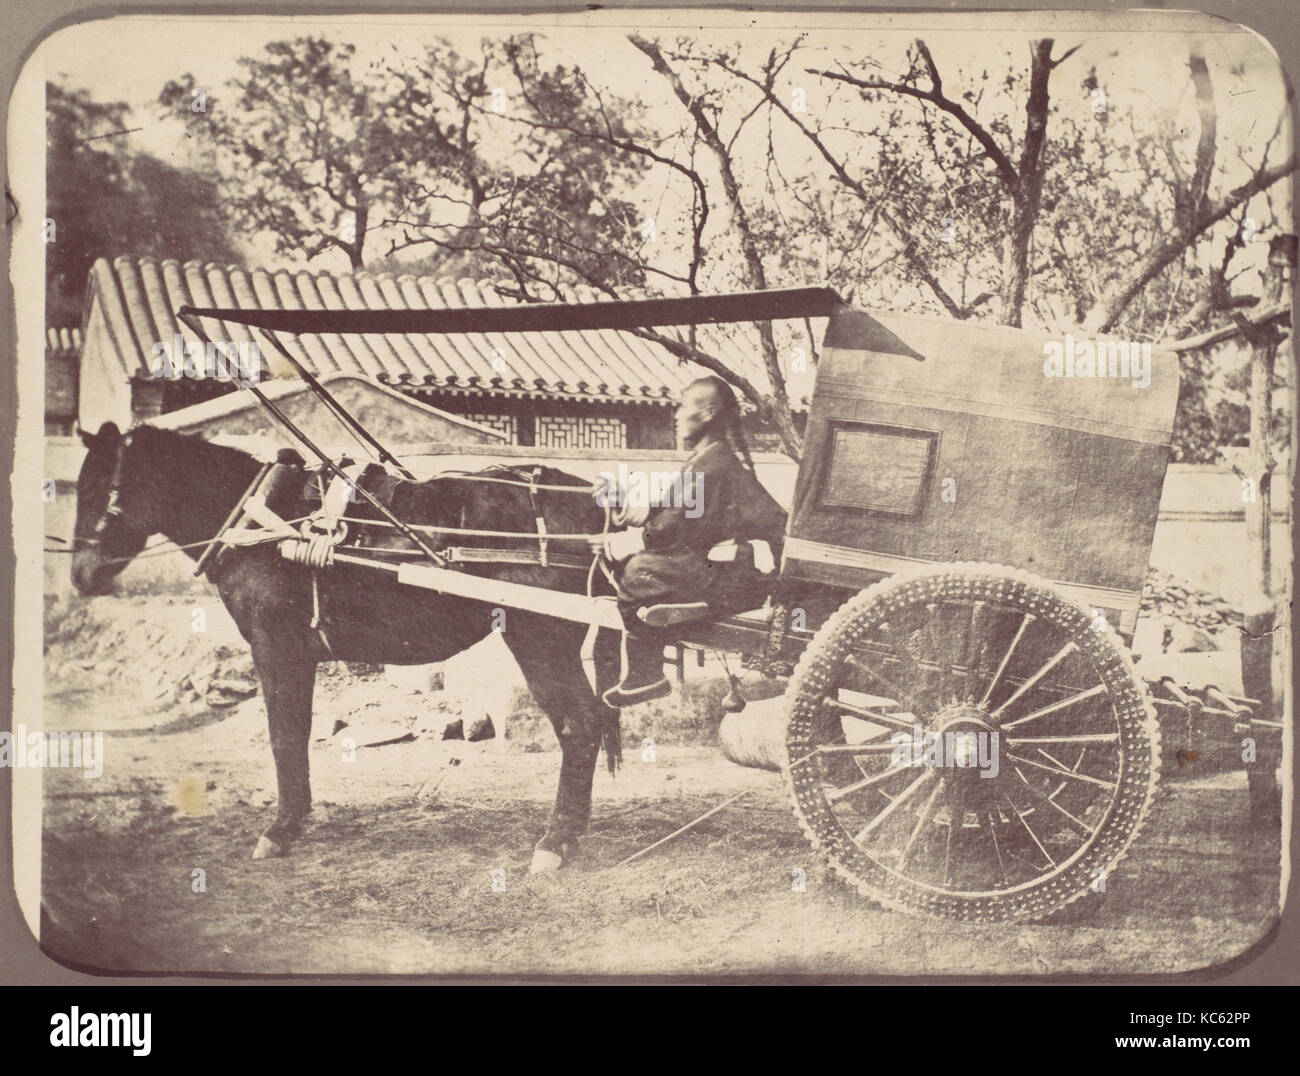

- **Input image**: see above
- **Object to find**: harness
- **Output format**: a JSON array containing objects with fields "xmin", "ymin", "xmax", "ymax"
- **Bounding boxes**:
[
  {"xmin": 74, "ymin": 434, "xmax": 130, "ymax": 553},
  {"xmin": 210, "ymin": 459, "xmax": 607, "ymax": 653},
  {"xmin": 76, "ymin": 441, "xmax": 784, "ymax": 661}
]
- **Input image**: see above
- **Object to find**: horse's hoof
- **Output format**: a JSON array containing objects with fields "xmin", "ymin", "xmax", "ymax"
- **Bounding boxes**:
[
  {"xmin": 529, "ymin": 848, "xmax": 564, "ymax": 874},
  {"xmin": 251, "ymin": 835, "xmax": 286, "ymax": 861}
]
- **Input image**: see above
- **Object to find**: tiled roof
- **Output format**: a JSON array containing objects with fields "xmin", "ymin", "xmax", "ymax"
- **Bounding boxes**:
[{"xmin": 86, "ymin": 256, "xmax": 768, "ymax": 408}]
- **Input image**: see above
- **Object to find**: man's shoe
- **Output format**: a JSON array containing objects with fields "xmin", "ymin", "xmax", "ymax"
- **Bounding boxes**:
[
  {"xmin": 602, "ymin": 676, "xmax": 672, "ymax": 708},
  {"xmin": 638, "ymin": 601, "xmax": 710, "ymax": 627}
]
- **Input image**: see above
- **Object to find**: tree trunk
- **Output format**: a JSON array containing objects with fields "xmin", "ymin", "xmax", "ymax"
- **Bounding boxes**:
[
  {"xmin": 349, "ymin": 203, "xmax": 369, "ymax": 270},
  {"xmin": 1244, "ymin": 260, "xmax": 1284, "ymax": 600},
  {"xmin": 998, "ymin": 40, "xmax": 1054, "ymax": 328}
]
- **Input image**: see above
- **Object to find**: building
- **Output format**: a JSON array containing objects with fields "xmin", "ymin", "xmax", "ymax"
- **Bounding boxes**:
[
  {"xmin": 45, "ymin": 327, "xmax": 81, "ymax": 435},
  {"xmin": 73, "ymin": 256, "xmax": 779, "ymax": 451}
]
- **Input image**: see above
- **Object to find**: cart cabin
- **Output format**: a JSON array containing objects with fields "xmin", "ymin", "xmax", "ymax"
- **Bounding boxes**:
[{"xmin": 784, "ymin": 308, "xmax": 1181, "ymax": 639}]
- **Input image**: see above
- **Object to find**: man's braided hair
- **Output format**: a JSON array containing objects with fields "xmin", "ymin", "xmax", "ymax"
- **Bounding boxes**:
[{"xmin": 694, "ymin": 375, "xmax": 756, "ymax": 473}]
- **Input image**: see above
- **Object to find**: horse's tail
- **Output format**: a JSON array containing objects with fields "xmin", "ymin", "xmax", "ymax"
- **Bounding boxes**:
[{"xmin": 602, "ymin": 704, "xmax": 622, "ymax": 774}]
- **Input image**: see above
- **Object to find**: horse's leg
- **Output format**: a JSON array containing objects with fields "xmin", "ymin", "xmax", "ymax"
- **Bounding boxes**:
[
  {"xmin": 503, "ymin": 617, "xmax": 607, "ymax": 873},
  {"xmin": 249, "ymin": 641, "xmax": 318, "ymax": 860}
]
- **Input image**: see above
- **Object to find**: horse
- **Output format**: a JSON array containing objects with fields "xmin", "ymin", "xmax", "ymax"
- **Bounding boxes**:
[{"xmin": 69, "ymin": 421, "xmax": 624, "ymax": 873}]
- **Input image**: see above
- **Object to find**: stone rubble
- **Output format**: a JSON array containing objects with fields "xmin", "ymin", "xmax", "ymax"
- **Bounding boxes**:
[{"xmin": 1140, "ymin": 568, "xmax": 1242, "ymax": 642}]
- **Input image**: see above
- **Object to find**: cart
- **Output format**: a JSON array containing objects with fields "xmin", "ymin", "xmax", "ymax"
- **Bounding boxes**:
[{"xmin": 176, "ymin": 287, "xmax": 1277, "ymax": 922}]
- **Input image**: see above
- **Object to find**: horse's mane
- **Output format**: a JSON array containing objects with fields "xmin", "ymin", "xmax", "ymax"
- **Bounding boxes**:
[{"xmin": 130, "ymin": 424, "xmax": 262, "ymax": 472}]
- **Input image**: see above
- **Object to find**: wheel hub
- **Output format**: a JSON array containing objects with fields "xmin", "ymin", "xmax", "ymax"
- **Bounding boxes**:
[{"xmin": 927, "ymin": 704, "xmax": 1000, "ymax": 786}]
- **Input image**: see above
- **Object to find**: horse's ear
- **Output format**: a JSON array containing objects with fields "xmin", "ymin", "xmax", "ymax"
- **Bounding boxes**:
[{"xmin": 80, "ymin": 422, "xmax": 122, "ymax": 449}]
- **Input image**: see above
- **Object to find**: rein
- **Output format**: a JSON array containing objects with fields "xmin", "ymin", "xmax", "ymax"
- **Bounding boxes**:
[{"xmin": 56, "ymin": 518, "xmax": 316, "ymax": 565}]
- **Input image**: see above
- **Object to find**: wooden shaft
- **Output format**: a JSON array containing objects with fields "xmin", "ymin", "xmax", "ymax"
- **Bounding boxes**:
[
  {"xmin": 254, "ymin": 326, "xmax": 415, "ymax": 479},
  {"xmin": 321, "ymin": 552, "xmax": 628, "ymax": 630}
]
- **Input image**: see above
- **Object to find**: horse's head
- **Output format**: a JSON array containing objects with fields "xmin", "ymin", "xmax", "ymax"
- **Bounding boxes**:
[{"xmin": 71, "ymin": 423, "xmax": 155, "ymax": 594}]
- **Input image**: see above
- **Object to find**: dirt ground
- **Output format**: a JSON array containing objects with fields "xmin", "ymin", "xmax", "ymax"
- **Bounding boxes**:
[{"xmin": 36, "ymin": 593, "xmax": 1283, "ymax": 978}]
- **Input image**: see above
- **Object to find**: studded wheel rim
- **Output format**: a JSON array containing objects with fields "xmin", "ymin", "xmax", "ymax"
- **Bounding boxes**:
[{"xmin": 783, "ymin": 564, "xmax": 1159, "ymax": 922}]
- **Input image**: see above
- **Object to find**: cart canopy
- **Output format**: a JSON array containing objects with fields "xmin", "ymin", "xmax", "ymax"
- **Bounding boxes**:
[{"xmin": 786, "ymin": 309, "xmax": 1181, "ymax": 634}]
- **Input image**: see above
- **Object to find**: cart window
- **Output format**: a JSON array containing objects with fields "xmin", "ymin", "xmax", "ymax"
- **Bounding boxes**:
[{"xmin": 820, "ymin": 422, "xmax": 938, "ymax": 517}]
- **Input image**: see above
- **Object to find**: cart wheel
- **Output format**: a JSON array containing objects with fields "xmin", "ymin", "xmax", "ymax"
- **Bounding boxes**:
[{"xmin": 783, "ymin": 563, "xmax": 1159, "ymax": 922}]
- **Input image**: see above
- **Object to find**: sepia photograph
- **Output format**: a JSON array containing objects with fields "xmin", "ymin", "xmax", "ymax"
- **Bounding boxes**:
[{"xmin": 6, "ymin": 5, "xmax": 1293, "ymax": 980}]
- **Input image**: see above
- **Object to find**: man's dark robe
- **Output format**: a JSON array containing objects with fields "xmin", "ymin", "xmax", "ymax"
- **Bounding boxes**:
[{"xmin": 615, "ymin": 440, "xmax": 788, "ymax": 620}]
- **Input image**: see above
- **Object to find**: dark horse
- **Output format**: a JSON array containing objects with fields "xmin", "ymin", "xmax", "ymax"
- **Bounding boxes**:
[{"xmin": 70, "ymin": 422, "xmax": 623, "ymax": 872}]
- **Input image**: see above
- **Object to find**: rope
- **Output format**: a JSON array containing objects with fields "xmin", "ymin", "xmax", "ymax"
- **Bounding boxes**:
[
  {"xmin": 53, "ymin": 517, "xmax": 315, "ymax": 566},
  {"xmin": 586, "ymin": 505, "xmax": 612, "ymax": 599}
]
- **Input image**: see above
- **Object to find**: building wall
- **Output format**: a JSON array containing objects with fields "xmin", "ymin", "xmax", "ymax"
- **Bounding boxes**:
[
  {"xmin": 420, "ymin": 391, "xmax": 675, "ymax": 450},
  {"xmin": 45, "ymin": 352, "xmax": 79, "ymax": 435},
  {"xmin": 78, "ymin": 306, "xmax": 134, "ymax": 432},
  {"xmin": 148, "ymin": 378, "xmax": 504, "ymax": 447}
]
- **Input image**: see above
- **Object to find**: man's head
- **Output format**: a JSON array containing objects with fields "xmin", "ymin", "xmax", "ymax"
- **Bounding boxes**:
[{"xmin": 674, "ymin": 376, "xmax": 737, "ymax": 449}]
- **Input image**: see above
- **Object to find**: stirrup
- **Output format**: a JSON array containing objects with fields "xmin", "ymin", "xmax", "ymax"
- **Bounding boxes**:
[{"xmin": 637, "ymin": 601, "xmax": 710, "ymax": 627}]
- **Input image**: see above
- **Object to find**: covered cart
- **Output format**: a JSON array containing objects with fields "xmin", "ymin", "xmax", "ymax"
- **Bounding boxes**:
[{"xmin": 175, "ymin": 287, "xmax": 1272, "ymax": 922}]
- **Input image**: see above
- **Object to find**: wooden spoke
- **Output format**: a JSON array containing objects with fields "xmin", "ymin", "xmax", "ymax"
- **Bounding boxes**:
[
  {"xmin": 978, "ymin": 613, "xmax": 1033, "ymax": 707},
  {"xmin": 1004, "ymin": 732, "xmax": 1118, "ymax": 747},
  {"xmin": 925, "ymin": 601, "xmax": 956, "ymax": 697},
  {"xmin": 826, "ymin": 763, "xmax": 911, "ymax": 803},
  {"xmin": 816, "ymin": 741, "xmax": 904, "ymax": 756},
  {"xmin": 1009, "ymin": 769, "xmax": 1093, "ymax": 837},
  {"xmin": 1042, "ymin": 746, "xmax": 1088, "ymax": 802},
  {"xmin": 901, "ymin": 779, "xmax": 945, "ymax": 867},
  {"xmin": 1003, "ymin": 751, "xmax": 1116, "ymax": 790},
  {"xmin": 845, "ymin": 652, "xmax": 921, "ymax": 712},
  {"xmin": 942, "ymin": 812, "xmax": 955, "ymax": 888},
  {"xmin": 852, "ymin": 769, "xmax": 937, "ymax": 844},
  {"xmin": 990, "ymin": 642, "xmax": 1078, "ymax": 718},
  {"xmin": 1000, "ymin": 684, "xmax": 1107, "ymax": 730},
  {"xmin": 962, "ymin": 600, "xmax": 989, "ymax": 689},
  {"xmin": 1035, "ymin": 746, "xmax": 1083, "ymax": 774},
  {"xmin": 1001, "ymin": 792, "xmax": 1057, "ymax": 869},
  {"xmin": 986, "ymin": 810, "xmax": 1010, "ymax": 888},
  {"xmin": 788, "ymin": 743, "xmax": 838, "ymax": 770},
  {"xmin": 829, "ymin": 694, "xmax": 915, "ymax": 732}
]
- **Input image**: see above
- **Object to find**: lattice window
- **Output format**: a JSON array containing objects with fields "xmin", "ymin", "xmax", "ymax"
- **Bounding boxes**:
[
  {"xmin": 463, "ymin": 412, "xmax": 518, "ymax": 442},
  {"xmin": 534, "ymin": 415, "xmax": 627, "ymax": 449}
]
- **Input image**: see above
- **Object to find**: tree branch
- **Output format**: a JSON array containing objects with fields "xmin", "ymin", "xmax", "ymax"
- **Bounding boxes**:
[
  {"xmin": 629, "ymin": 33, "xmax": 800, "ymax": 453},
  {"xmin": 1083, "ymin": 50, "xmax": 1295, "ymax": 335},
  {"xmin": 809, "ymin": 43, "xmax": 1021, "ymax": 195}
]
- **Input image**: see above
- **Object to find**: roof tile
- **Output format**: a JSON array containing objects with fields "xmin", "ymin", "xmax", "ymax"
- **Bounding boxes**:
[{"xmin": 84, "ymin": 256, "xmax": 741, "ymax": 407}]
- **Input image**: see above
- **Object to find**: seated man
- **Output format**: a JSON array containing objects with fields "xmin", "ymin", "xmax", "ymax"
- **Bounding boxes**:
[{"xmin": 598, "ymin": 376, "xmax": 788, "ymax": 707}]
